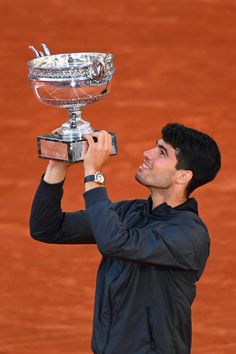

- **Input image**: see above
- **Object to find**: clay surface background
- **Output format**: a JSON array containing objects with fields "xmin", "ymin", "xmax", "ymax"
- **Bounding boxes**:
[{"xmin": 0, "ymin": 0, "xmax": 235, "ymax": 353}]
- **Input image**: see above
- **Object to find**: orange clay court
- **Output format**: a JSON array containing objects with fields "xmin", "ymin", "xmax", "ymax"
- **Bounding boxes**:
[{"xmin": 0, "ymin": 0, "xmax": 235, "ymax": 353}]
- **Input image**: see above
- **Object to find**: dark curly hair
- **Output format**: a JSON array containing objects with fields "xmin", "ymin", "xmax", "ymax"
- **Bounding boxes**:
[{"xmin": 162, "ymin": 123, "xmax": 221, "ymax": 197}]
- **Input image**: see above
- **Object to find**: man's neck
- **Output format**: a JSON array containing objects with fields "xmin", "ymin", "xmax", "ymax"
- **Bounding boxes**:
[{"xmin": 150, "ymin": 188, "xmax": 187, "ymax": 210}]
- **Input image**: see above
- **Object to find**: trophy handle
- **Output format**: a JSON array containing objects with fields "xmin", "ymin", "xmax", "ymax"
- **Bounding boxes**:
[{"xmin": 29, "ymin": 43, "xmax": 51, "ymax": 58}]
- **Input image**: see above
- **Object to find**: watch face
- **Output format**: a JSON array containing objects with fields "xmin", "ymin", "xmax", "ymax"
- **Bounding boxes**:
[{"xmin": 95, "ymin": 172, "xmax": 105, "ymax": 184}]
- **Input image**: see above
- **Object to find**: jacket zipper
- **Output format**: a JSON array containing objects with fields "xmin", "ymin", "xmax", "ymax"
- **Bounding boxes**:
[{"xmin": 145, "ymin": 306, "xmax": 156, "ymax": 350}]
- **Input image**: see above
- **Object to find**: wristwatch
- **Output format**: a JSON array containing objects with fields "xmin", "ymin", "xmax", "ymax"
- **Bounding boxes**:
[{"xmin": 84, "ymin": 171, "xmax": 105, "ymax": 185}]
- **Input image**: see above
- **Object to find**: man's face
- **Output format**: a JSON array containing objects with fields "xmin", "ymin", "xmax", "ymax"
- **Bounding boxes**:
[{"xmin": 135, "ymin": 139, "xmax": 179, "ymax": 189}]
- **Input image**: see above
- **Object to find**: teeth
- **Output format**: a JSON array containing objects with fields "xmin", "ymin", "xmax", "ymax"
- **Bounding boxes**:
[{"xmin": 141, "ymin": 162, "xmax": 150, "ymax": 170}]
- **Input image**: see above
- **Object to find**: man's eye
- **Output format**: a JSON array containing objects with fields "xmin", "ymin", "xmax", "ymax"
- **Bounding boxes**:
[{"xmin": 160, "ymin": 150, "xmax": 165, "ymax": 156}]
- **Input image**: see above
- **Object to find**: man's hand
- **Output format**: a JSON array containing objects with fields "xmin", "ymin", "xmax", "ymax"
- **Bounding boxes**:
[
  {"xmin": 83, "ymin": 130, "xmax": 112, "ymax": 176},
  {"xmin": 43, "ymin": 128, "xmax": 72, "ymax": 184},
  {"xmin": 44, "ymin": 159, "xmax": 71, "ymax": 184}
]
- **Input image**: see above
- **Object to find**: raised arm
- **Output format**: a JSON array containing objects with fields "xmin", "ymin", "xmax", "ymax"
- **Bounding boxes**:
[
  {"xmin": 83, "ymin": 187, "xmax": 210, "ymax": 274},
  {"xmin": 29, "ymin": 160, "xmax": 95, "ymax": 244}
]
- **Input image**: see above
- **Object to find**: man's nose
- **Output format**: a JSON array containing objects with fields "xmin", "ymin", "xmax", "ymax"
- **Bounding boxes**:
[{"xmin": 143, "ymin": 148, "xmax": 155, "ymax": 159}]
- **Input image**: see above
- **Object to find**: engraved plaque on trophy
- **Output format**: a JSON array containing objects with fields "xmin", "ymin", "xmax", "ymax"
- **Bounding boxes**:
[{"xmin": 28, "ymin": 43, "xmax": 117, "ymax": 162}]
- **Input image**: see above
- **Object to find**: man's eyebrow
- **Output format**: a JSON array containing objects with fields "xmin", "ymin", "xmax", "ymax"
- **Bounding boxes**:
[{"xmin": 156, "ymin": 141, "xmax": 169, "ymax": 156}]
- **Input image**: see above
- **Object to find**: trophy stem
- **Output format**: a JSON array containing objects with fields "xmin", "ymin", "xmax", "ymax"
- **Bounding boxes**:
[
  {"xmin": 58, "ymin": 106, "xmax": 94, "ymax": 139},
  {"xmin": 68, "ymin": 106, "xmax": 87, "ymax": 128}
]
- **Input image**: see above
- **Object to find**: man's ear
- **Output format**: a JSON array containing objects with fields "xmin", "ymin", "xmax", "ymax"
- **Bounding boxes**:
[{"xmin": 176, "ymin": 170, "xmax": 193, "ymax": 185}]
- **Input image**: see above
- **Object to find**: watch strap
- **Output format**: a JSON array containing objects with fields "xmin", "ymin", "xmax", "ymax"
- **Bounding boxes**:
[
  {"xmin": 84, "ymin": 172, "xmax": 105, "ymax": 184},
  {"xmin": 84, "ymin": 175, "xmax": 96, "ymax": 183}
]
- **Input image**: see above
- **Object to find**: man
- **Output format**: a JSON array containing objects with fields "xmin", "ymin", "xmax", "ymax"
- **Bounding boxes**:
[{"xmin": 30, "ymin": 123, "xmax": 221, "ymax": 354}]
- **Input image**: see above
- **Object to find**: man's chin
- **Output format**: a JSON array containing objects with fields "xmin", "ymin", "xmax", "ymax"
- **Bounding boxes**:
[{"xmin": 135, "ymin": 172, "xmax": 147, "ymax": 186}]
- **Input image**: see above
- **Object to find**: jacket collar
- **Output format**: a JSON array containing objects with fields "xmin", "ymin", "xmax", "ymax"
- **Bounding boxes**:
[{"xmin": 144, "ymin": 197, "xmax": 199, "ymax": 218}]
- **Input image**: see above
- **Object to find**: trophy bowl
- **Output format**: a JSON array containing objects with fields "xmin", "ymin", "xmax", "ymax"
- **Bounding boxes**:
[{"xmin": 28, "ymin": 44, "xmax": 117, "ymax": 162}]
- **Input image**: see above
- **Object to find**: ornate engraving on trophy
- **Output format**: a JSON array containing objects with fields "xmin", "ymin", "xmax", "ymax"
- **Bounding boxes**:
[{"xmin": 28, "ymin": 43, "xmax": 117, "ymax": 162}]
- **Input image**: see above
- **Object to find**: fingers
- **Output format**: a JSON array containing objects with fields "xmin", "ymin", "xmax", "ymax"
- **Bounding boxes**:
[
  {"xmin": 83, "ymin": 133, "xmax": 96, "ymax": 148},
  {"xmin": 83, "ymin": 131, "xmax": 112, "ymax": 171},
  {"xmin": 86, "ymin": 130, "xmax": 110, "ymax": 140},
  {"xmin": 84, "ymin": 131, "xmax": 112, "ymax": 153},
  {"xmin": 52, "ymin": 128, "xmax": 61, "ymax": 134},
  {"xmin": 104, "ymin": 131, "xmax": 112, "ymax": 154}
]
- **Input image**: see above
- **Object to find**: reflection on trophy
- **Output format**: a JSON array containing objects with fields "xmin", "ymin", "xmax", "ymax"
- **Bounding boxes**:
[{"xmin": 28, "ymin": 43, "xmax": 117, "ymax": 162}]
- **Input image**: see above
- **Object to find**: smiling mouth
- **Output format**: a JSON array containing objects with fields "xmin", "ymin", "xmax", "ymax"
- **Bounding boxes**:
[{"xmin": 139, "ymin": 160, "xmax": 151, "ymax": 170}]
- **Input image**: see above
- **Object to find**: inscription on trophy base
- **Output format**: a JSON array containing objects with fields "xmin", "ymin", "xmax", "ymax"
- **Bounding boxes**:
[{"xmin": 37, "ymin": 133, "xmax": 117, "ymax": 163}]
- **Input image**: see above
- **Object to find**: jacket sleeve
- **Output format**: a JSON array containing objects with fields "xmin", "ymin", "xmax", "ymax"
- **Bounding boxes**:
[
  {"xmin": 29, "ymin": 177, "xmax": 95, "ymax": 244},
  {"xmin": 84, "ymin": 188, "xmax": 209, "ymax": 271}
]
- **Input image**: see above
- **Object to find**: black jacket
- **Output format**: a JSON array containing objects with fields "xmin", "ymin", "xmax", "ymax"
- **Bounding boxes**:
[{"xmin": 30, "ymin": 178, "xmax": 210, "ymax": 354}]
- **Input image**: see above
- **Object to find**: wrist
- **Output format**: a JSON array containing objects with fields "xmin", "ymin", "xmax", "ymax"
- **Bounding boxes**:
[
  {"xmin": 84, "ymin": 167, "xmax": 99, "ymax": 177},
  {"xmin": 44, "ymin": 162, "xmax": 67, "ymax": 184},
  {"xmin": 84, "ymin": 171, "xmax": 105, "ymax": 187}
]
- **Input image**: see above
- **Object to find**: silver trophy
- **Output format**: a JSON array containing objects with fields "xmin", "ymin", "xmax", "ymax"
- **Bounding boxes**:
[{"xmin": 28, "ymin": 43, "xmax": 117, "ymax": 162}]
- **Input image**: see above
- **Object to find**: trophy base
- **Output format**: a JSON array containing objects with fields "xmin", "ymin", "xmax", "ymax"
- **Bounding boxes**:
[{"xmin": 37, "ymin": 132, "xmax": 117, "ymax": 163}]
